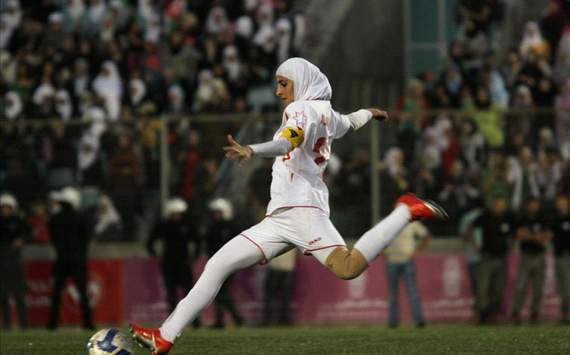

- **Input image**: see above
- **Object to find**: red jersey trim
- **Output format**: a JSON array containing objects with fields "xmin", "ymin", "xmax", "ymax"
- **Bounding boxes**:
[
  {"xmin": 304, "ymin": 244, "xmax": 345, "ymax": 255},
  {"xmin": 240, "ymin": 233, "xmax": 268, "ymax": 265}
]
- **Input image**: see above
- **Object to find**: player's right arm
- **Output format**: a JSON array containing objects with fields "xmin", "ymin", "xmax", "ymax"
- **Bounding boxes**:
[{"xmin": 335, "ymin": 108, "xmax": 389, "ymax": 139}]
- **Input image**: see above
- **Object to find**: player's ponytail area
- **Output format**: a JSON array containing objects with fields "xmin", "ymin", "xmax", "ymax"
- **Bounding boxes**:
[{"xmin": 1, "ymin": 324, "xmax": 569, "ymax": 354}]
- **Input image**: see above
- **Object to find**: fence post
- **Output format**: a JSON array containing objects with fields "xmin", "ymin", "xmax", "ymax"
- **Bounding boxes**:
[
  {"xmin": 159, "ymin": 115, "xmax": 169, "ymax": 218},
  {"xmin": 370, "ymin": 116, "xmax": 380, "ymax": 225}
]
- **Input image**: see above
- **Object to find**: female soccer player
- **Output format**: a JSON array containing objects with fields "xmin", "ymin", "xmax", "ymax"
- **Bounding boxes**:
[{"xmin": 130, "ymin": 58, "xmax": 447, "ymax": 355}]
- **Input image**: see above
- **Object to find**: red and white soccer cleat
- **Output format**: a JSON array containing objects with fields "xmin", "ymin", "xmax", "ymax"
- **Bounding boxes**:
[
  {"xmin": 129, "ymin": 324, "xmax": 173, "ymax": 355},
  {"xmin": 396, "ymin": 193, "xmax": 449, "ymax": 221}
]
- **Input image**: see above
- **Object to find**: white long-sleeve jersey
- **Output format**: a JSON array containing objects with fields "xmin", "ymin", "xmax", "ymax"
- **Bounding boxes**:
[{"xmin": 263, "ymin": 100, "xmax": 370, "ymax": 216}]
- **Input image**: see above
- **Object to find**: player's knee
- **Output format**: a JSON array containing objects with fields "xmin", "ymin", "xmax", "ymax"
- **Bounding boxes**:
[{"xmin": 325, "ymin": 247, "xmax": 368, "ymax": 281}]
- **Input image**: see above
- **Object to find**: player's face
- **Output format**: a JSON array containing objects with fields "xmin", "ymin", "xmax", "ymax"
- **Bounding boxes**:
[{"xmin": 276, "ymin": 75, "xmax": 294, "ymax": 107}]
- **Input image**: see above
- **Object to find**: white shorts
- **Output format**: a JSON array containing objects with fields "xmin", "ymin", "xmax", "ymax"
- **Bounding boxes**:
[{"xmin": 240, "ymin": 207, "xmax": 346, "ymax": 263}]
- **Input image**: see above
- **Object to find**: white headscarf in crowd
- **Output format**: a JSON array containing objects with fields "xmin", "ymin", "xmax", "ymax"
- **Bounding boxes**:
[
  {"xmin": 93, "ymin": 60, "xmax": 123, "ymax": 121},
  {"xmin": 276, "ymin": 57, "xmax": 332, "ymax": 101},
  {"xmin": 33, "ymin": 80, "xmax": 55, "ymax": 105},
  {"xmin": 520, "ymin": 21, "xmax": 544, "ymax": 58},
  {"xmin": 235, "ymin": 16, "xmax": 253, "ymax": 38},
  {"xmin": 55, "ymin": 89, "xmax": 73, "ymax": 121},
  {"xmin": 222, "ymin": 45, "xmax": 242, "ymax": 82},
  {"xmin": 94, "ymin": 195, "xmax": 121, "ymax": 236},
  {"xmin": 4, "ymin": 91, "xmax": 22, "ymax": 120},
  {"xmin": 205, "ymin": 6, "xmax": 229, "ymax": 35},
  {"xmin": 168, "ymin": 84, "xmax": 185, "ymax": 113},
  {"xmin": 276, "ymin": 18, "xmax": 292, "ymax": 64},
  {"xmin": 87, "ymin": 0, "xmax": 107, "ymax": 25},
  {"xmin": 129, "ymin": 78, "xmax": 147, "ymax": 106}
]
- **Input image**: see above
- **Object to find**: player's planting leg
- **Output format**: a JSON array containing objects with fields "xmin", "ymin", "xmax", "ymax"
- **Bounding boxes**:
[{"xmin": 130, "ymin": 236, "xmax": 264, "ymax": 354}]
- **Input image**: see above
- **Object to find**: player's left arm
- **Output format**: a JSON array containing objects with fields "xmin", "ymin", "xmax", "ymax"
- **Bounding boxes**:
[{"xmin": 343, "ymin": 108, "xmax": 389, "ymax": 131}]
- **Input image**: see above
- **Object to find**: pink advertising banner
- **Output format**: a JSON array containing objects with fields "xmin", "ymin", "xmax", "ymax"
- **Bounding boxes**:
[{"xmin": 14, "ymin": 253, "xmax": 564, "ymax": 327}]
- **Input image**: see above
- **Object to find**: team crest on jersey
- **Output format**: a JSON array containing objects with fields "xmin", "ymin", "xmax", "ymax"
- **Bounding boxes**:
[{"xmin": 289, "ymin": 110, "xmax": 308, "ymax": 129}]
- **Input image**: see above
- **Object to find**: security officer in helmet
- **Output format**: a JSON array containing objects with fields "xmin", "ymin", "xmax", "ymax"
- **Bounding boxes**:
[
  {"xmin": 0, "ymin": 193, "xmax": 30, "ymax": 330},
  {"xmin": 147, "ymin": 198, "xmax": 201, "ymax": 327},
  {"xmin": 47, "ymin": 187, "xmax": 94, "ymax": 330}
]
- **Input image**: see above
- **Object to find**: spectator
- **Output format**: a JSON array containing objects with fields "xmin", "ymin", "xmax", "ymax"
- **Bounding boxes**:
[
  {"xmin": 46, "ymin": 122, "xmax": 77, "ymax": 190},
  {"xmin": 550, "ymin": 194, "xmax": 570, "ymax": 324},
  {"xmin": 93, "ymin": 61, "xmax": 123, "ymax": 121},
  {"xmin": 459, "ymin": 119, "xmax": 486, "ymax": 174},
  {"xmin": 511, "ymin": 198, "xmax": 551, "ymax": 325},
  {"xmin": 146, "ymin": 198, "xmax": 201, "ymax": 327},
  {"xmin": 553, "ymin": 25, "xmax": 570, "ymax": 86},
  {"xmin": 482, "ymin": 150, "xmax": 513, "ymax": 208},
  {"xmin": 381, "ymin": 147, "xmax": 409, "ymax": 215},
  {"xmin": 93, "ymin": 194, "xmax": 121, "ymax": 241},
  {"xmin": 472, "ymin": 87, "xmax": 503, "ymax": 148},
  {"xmin": 47, "ymin": 187, "xmax": 94, "ymax": 330},
  {"xmin": 205, "ymin": 198, "xmax": 243, "ymax": 329},
  {"xmin": 532, "ymin": 149, "xmax": 562, "ymax": 206},
  {"xmin": 520, "ymin": 21, "xmax": 551, "ymax": 61},
  {"xmin": 0, "ymin": 193, "xmax": 30, "ymax": 330},
  {"xmin": 2, "ymin": 91, "xmax": 23, "ymax": 120},
  {"xmin": 384, "ymin": 221, "xmax": 431, "ymax": 328},
  {"xmin": 539, "ymin": 0, "xmax": 567, "ymax": 59},
  {"xmin": 464, "ymin": 195, "xmax": 516, "ymax": 324},
  {"xmin": 506, "ymin": 85, "xmax": 534, "ymax": 142},
  {"xmin": 106, "ymin": 132, "xmax": 142, "ymax": 240},
  {"xmin": 502, "ymin": 48, "xmax": 524, "ymax": 90},
  {"xmin": 459, "ymin": 206, "xmax": 483, "ymax": 316},
  {"xmin": 555, "ymin": 78, "xmax": 570, "ymax": 151},
  {"xmin": 262, "ymin": 250, "xmax": 297, "ymax": 326}
]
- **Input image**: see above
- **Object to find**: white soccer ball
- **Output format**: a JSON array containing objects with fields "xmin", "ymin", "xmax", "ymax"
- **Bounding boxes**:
[{"xmin": 87, "ymin": 328, "xmax": 133, "ymax": 355}]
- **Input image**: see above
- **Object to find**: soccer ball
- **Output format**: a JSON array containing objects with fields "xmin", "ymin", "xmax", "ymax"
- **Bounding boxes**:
[{"xmin": 87, "ymin": 328, "xmax": 133, "ymax": 355}]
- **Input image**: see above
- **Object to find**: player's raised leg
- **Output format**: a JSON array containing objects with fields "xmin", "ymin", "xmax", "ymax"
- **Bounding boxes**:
[
  {"xmin": 130, "ymin": 235, "xmax": 265, "ymax": 355},
  {"xmin": 313, "ymin": 194, "xmax": 448, "ymax": 280}
]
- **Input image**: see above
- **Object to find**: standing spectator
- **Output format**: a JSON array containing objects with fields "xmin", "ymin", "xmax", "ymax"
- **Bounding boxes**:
[
  {"xmin": 511, "ymin": 198, "xmax": 552, "ymax": 325},
  {"xmin": 383, "ymin": 221, "xmax": 431, "ymax": 328},
  {"xmin": 46, "ymin": 122, "xmax": 77, "ymax": 190},
  {"xmin": 107, "ymin": 132, "xmax": 142, "ymax": 241},
  {"xmin": 205, "ymin": 198, "xmax": 243, "ymax": 329},
  {"xmin": 262, "ymin": 250, "xmax": 297, "ymax": 326},
  {"xmin": 464, "ymin": 196, "xmax": 516, "ymax": 324},
  {"xmin": 146, "ymin": 198, "xmax": 201, "ymax": 328},
  {"xmin": 47, "ymin": 187, "xmax": 94, "ymax": 330},
  {"xmin": 0, "ymin": 193, "xmax": 30, "ymax": 330},
  {"xmin": 550, "ymin": 194, "xmax": 570, "ymax": 324},
  {"xmin": 459, "ymin": 207, "xmax": 483, "ymax": 316}
]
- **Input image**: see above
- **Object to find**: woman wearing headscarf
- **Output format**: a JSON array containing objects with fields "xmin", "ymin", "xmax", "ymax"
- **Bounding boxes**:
[
  {"xmin": 520, "ymin": 21, "xmax": 551, "ymax": 61},
  {"xmin": 93, "ymin": 61, "xmax": 123, "ymax": 121},
  {"xmin": 130, "ymin": 58, "xmax": 448, "ymax": 354}
]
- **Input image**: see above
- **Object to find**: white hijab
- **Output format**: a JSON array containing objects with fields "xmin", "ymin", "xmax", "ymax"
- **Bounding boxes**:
[
  {"xmin": 93, "ymin": 60, "xmax": 123, "ymax": 120},
  {"xmin": 55, "ymin": 89, "xmax": 73, "ymax": 121},
  {"xmin": 276, "ymin": 57, "xmax": 332, "ymax": 101},
  {"xmin": 520, "ymin": 21, "xmax": 544, "ymax": 57},
  {"xmin": 4, "ymin": 91, "xmax": 22, "ymax": 120}
]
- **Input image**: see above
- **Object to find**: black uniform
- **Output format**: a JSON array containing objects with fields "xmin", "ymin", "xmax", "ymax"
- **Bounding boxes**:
[
  {"xmin": 511, "ymin": 212, "xmax": 550, "ymax": 319},
  {"xmin": 147, "ymin": 217, "xmax": 201, "ymax": 326},
  {"xmin": 550, "ymin": 210, "xmax": 570, "ymax": 318},
  {"xmin": 204, "ymin": 219, "xmax": 243, "ymax": 328},
  {"xmin": 471, "ymin": 210, "xmax": 516, "ymax": 322},
  {"xmin": 551, "ymin": 213, "xmax": 570, "ymax": 257},
  {"xmin": 47, "ymin": 203, "xmax": 94, "ymax": 329},
  {"xmin": 0, "ymin": 214, "xmax": 30, "ymax": 330}
]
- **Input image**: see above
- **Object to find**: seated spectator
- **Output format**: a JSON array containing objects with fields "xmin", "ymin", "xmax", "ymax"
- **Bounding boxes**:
[{"xmin": 553, "ymin": 25, "xmax": 570, "ymax": 86}]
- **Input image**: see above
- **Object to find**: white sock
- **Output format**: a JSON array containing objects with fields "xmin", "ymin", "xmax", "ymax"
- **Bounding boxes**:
[
  {"xmin": 159, "ymin": 236, "xmax": 263, "ymax": 342},
  {"xmin": 354, "ymin": 204, "xmax": 411, "ymax": 263}
]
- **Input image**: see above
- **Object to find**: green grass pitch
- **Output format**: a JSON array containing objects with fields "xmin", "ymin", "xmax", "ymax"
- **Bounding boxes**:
[{"xmin": 1, "ymin": 324, "xmax": 569, "ymax": 355}]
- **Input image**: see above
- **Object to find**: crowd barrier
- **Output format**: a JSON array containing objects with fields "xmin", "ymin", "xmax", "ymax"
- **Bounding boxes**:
[{"xmin": 16, "ymin": 253, "xmax": 563, "ymax": 327}]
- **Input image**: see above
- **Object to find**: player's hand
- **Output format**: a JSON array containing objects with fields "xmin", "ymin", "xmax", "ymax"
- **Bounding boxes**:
[
  {"xmin": 366, "ymin": 108, "xmax": 389, "ymax": 122},
  {"xmin": 223, "ymin": 134, "xmax": 253, "ymax": 164}
]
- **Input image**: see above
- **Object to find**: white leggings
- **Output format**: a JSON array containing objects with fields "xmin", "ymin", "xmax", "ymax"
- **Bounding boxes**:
[
  {"xmin": 160, "ymin": 236, "xmax": 263, "ymax": 341},
  {"xmin": 159, "ymin": 205, "xmax": 410, "ymax": 342}
]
